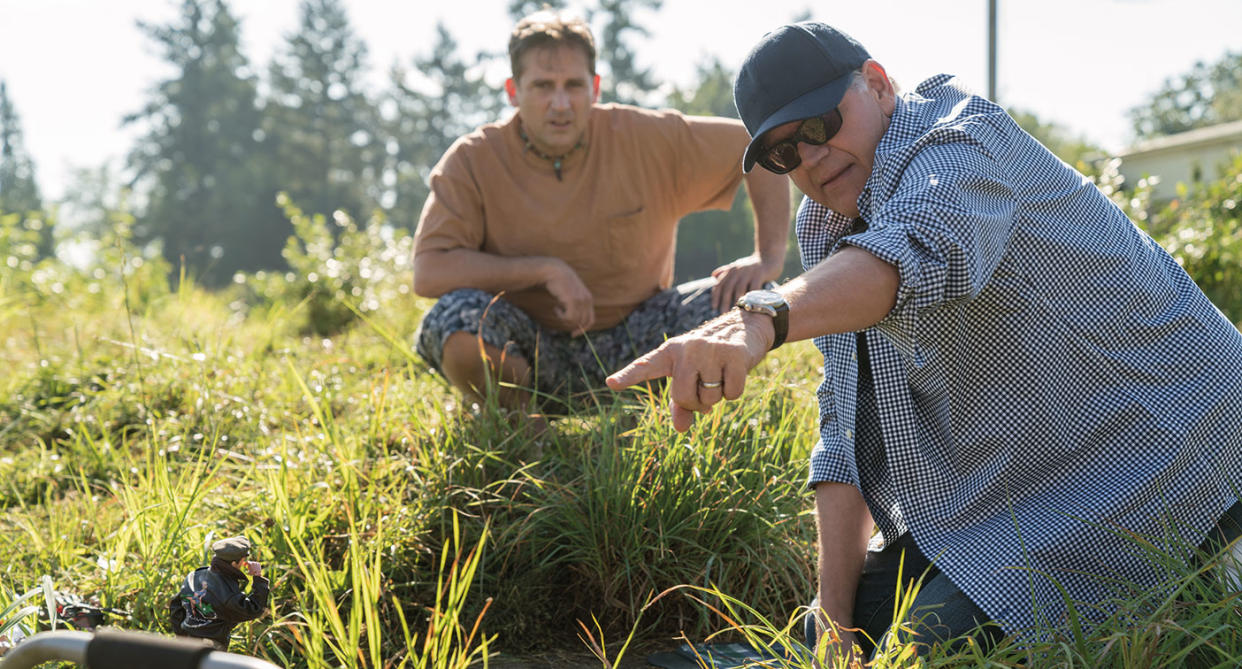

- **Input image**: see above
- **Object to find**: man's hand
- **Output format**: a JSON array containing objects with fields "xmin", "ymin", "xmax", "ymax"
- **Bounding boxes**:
[
  {"xmin": 606, "ymin": 310, "xmax": 773, "ymax": 432},
  {"xmin": 710, "ymin": 253, "xmax": 782, "ymax": 313},
  {"xmin": 810, "ymin": 622, "xmax": 863, "ymax": 669},
  {"xmin": 246, "ymin": 561, "xmax": 263, "ymax": 577},
  {"xmin": 543, "ymin": 259, "xmax": 595, "ymax": 336}
]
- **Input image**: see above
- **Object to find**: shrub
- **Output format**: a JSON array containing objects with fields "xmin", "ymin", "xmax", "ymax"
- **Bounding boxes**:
[
  {"xmin": 233, "ymin": 194, "xmax": 414, "ymax": 336},
  {"xmin": 1149, "ymin": 154, "xmax": 1242, "ymax": 323}
]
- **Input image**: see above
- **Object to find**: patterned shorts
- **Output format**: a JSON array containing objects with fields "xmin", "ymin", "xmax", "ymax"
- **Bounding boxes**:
[{"xmin": 415, "ymin": 278, "xmax": 721, "ymax": 402}]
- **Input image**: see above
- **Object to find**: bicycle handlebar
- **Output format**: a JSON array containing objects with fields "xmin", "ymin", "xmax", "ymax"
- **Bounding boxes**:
[
  {"xmin": 0, "ymin": 630, "xmax": 281, "ymax": 669},
  {"xmin": 0, "ymin": 630, "xmax": 90, "ymax": 668}
]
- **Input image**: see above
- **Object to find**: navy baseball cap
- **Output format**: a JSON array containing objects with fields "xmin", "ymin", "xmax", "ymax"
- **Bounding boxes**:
[{"xmin": 734, "ymin": 22, "xmax": 870, "ymax": 172}]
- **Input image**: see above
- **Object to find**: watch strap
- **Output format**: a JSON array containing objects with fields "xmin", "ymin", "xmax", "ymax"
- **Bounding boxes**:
[{"xmin": 770, "ymin": 306, "xmax": 788, "ymax": 350}]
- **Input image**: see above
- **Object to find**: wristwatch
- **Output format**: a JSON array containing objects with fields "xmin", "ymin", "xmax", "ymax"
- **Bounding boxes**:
[{"xmin": 735, "ymin": 289, "xmax": 789, "ymax": 350}]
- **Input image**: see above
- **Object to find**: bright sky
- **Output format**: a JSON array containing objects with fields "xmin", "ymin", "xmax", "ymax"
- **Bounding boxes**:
[{"xmin": 1, "ymin": 0, "xmax": 1240, "ymax": 202}]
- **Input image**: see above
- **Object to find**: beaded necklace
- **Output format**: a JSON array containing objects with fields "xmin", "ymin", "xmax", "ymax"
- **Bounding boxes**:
[{"xmin": 519, "ymin": 128, "xmax": 584, "ymax": 181}]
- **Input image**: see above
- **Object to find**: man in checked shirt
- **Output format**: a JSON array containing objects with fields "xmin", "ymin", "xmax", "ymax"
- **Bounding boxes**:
[{"xmin": 608, "ymin": 21, "xmax": 1242, "ymax": 662}]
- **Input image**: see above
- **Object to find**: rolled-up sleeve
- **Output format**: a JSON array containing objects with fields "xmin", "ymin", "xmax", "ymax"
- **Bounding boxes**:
[
  {"xmin": 843, "ymin": 131, "xmax": 1017, "ymax": 364},
  {"xmin": 414, "ymin": 138, "xmax": 486, "ymax": 256},
  {"xmin": 808, "ymin": 436, "xmax": 861, "ymax": 489}
]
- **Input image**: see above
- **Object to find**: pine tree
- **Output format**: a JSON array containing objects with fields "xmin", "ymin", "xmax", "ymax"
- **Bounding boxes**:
[
  {"xmin": 265, "ymin": 0, "xmax": 383, "ymax": 225},
  {"xmin": 385, "ymin": 23, "xmax": 505, "ymax": 229},
  {"xmin": 126, "ymin": 0, "xmax": 278, "ymax": 286},
  {"xmin": 591, "ymin": 0, "xmax": 662, "ymax": 106},
  {"xmin": 666, "ymin": 58, "xmax": 738, "ymax": 119},
  {"xmin": 0, "ymin": 80, "xmax": 44, "ymax": 217}
]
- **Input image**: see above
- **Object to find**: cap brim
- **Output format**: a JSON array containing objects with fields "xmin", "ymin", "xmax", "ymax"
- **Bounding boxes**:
[{"xmin": 742, "ymin": 74, "xmax": 854, "ymax": 172}]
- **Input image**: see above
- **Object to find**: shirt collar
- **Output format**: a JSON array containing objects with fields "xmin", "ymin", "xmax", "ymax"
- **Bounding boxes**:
[
  {"xmin": 859, "ymin": 84, "xmax": 934, "ymax": 217},
  {"xmin": 876, "ymin": 87, "xmax": 930, "ymax": 156}
]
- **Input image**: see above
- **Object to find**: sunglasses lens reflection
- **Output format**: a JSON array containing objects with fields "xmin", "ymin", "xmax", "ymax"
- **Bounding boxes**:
[
  {"xmin": 767, "ymin": 144, "xmax": 799, "ymax": 172},
  {"xmin": 824, "ymin": 109, "xmax": 842, "ymax": 139},
  {"xmin": 758, "ymin": 109, "xmax": 842, "ymax": 174},
  {"xmin": 801, "ymin": 117, "xmax": 828, "ymax": 144}
]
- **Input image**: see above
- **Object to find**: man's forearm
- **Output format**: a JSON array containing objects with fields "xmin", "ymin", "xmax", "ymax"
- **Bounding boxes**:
[
  {"xmin": 814, "ymin": 481, "xmax": 874, "ymax": 628},
  {"xmin": 742, "ymin": 168, "xmax": 791, "ymax": 270},
  {"xmin": 412, "ymin": 248, "xmax": 559, "ymax": 298},
  {"xmin": 777, "ymin": 246, "xmax": 899, "ymax": 342}
]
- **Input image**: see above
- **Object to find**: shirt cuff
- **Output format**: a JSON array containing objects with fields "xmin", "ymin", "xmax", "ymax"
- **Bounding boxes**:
[
  {"xmin": 806, "ymin": 437, "xmax": 862, "ymax": 491},
  {"xmin": 840, "ymin": 227, "xmax": 938, "ymax": 367}
]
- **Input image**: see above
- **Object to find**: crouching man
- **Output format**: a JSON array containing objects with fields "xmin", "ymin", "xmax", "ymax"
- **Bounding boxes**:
[{"xmin": 169, "ymin": 536, "xmax": 270, "ymax": 650}]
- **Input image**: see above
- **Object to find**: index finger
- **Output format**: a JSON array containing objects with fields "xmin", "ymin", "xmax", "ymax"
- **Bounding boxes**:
[{"xmin": 606, "ymin": 347, "xmax": 673, "ymax": 390}]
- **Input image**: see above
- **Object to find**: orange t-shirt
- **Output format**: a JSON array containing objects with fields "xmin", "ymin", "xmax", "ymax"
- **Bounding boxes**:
[{"xmin": 414, "ymin": 104, "xmax": 749, "ymax": 332}]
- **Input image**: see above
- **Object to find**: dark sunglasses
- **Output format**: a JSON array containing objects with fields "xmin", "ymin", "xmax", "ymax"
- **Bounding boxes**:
[{"xmin": 757, "ymin": 108, "xmax": 844, "ymax": 174}]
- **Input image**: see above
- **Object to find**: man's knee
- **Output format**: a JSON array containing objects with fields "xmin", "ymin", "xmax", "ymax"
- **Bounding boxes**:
[
  {"xmin": 900, "ymin": 581, "xmax": 1001, "ymax": 657},
  {"xmin": 437, "ymin": 287, "xmax": 493, "ymax": 306},
  {"xmin": 442, "ymin": 331, "xmax": 493, "ymax": 369},
  {"xmin": 420, "ymin": 288, "xmax": 495, "ymax": 330},
  {"xmin": 441, "ymin": 331, "xmax": 530, "ymax": 381},
  {"xmin": 416, "ymin": 289, "xmax": 524, "ymax": 368}
]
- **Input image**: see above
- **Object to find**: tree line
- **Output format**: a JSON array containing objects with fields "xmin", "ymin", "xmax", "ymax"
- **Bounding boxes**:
[
  {"xmin": 2, "ymin": 0, "xmax": 660, "ymax": 286},
  {"xmin": 1, "ymin": 0, "xmax": 1239, "ymax": 288}
]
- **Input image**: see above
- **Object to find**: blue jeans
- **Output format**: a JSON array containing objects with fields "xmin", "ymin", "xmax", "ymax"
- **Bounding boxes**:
[
  {"xmin": 805, "ymin": 500, "xmax": 1242, "ymax": 659},
  {"xmin": 804, "ymin": 533, "xmax": 1002, "ymax": 660}
]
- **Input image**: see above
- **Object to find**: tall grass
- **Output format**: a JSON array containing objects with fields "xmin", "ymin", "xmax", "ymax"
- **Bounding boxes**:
[
  {"xmin": 0, "ymin": 245, "xmax": 820, "ymax": 666},
  {"xmin": 3, "ymin": 208, "xmax": 1240, "ymax": 668}
]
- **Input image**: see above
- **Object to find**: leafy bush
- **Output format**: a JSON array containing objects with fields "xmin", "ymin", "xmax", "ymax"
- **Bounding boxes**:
[
  {"xmin": 0, "ymin": 211, "xmax": 45, "ymax": 294},
  {"xmin": 1094, "ymin": 156, "xmax": 1155, "ymax": 223},
  {"xmin": 2, "ymin": 207, "xmax": 170, "ymax": 312},
  {"xmin": 1149, "ymin": 154, "xmax": 1242, "ymax": 323},
  {"xmin": 233, "ymin": 194, "xmax": 414, "ymax": 335}
]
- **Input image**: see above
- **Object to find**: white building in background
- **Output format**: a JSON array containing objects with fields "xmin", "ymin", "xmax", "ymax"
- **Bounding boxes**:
[{"xmin": 1116, "ymin": 119, "xmax": 1242, "ymax": 200}]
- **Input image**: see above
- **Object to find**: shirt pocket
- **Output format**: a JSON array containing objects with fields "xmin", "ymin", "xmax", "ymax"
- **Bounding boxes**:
[{"xmin": 606, "ymin": 206, "xmax": 646, "ymax": 274}]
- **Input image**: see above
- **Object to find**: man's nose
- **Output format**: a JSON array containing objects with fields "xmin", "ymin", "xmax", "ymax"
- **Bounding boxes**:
[{"xmin": 551, "ymin": 88, "xmax": 571, "ymax": 110}]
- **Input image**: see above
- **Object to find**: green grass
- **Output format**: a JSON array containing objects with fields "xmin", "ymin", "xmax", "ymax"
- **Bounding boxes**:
[
  {"xmin": 2, "ymin": 235, "xmax": 1241, "ymax": 668},
  {"xmin": 0, "ymin": 262, "xmax": 824, "ymax": 667}
]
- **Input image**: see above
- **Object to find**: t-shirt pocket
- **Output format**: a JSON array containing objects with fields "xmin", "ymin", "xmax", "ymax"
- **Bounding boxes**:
[{"xmin": 606, "ymin": 206, "xmax": 646, "ymax": 274}]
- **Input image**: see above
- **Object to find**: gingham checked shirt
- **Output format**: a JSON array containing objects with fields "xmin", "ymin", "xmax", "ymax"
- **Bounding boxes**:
[{"xmin": 800, "ymin": 74, "xmax": 1242, "ymax": 637}]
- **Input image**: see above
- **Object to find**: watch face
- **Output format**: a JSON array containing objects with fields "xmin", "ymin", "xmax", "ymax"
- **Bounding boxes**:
[
  {"xmin": 741, "ymin": 289, "xmax": 785, "ymax": 310},
  {"xmin": 736, "ymin": 289, "xmax": 789, "ymax": 350}
]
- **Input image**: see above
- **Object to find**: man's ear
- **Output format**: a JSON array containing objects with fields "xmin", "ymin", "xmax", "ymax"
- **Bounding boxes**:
[
  {"xmin": 863, "ymin": 60, "xmax": 895, "ymax": 114},
  {"xmin": 505, "ymin": 78, "xmax": 519, "ymax": 107},
  {"xmin": 591, "ymin": 74, "xmax": 601, "ymax": 103}
]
